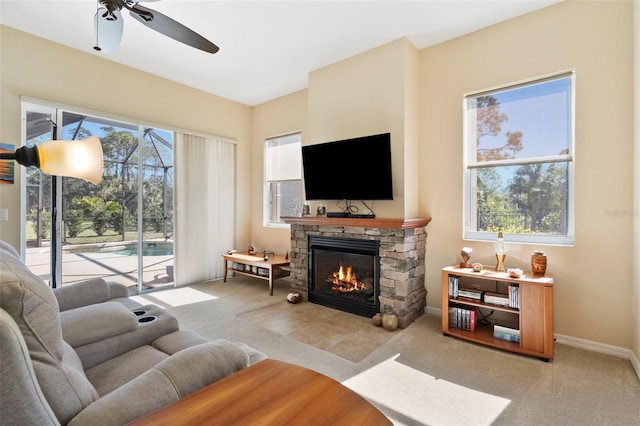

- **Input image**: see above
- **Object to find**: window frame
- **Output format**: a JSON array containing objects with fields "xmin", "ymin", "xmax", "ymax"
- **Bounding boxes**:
[
  {"xmin": 462, "ymin": 70, "xmax": 576, "ymax": 246},
  {"xmin": 263, "ymin": 132, "xmax": 302, "ymax": 228}
]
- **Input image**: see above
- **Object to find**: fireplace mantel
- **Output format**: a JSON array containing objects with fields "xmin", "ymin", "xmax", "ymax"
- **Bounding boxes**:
[{"xmin": 282, "ymin": 216, "xmax": 431, "ymax": 229}]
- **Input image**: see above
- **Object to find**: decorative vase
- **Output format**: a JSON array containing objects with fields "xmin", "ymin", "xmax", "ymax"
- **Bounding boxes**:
[
  {"xmin": 382, "ymin": 313, "xmax": 398, "ymax": 331},
  {"xmin": 495, "ymin": 231, "xmax": 507, "ymax": 272},
  {"xmin": 531, "ymin": 251, "xmax": 547, "ymax": 277},
  {"xmin": 286, "ymin": 292, "xmax": 301, "ymax": 304},
  {"xmin": 372, "ymin": 313, "xmax": 382, "ymax": 327}
]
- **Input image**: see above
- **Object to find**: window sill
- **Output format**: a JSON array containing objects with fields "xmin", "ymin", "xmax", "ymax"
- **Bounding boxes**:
[
  {"xmin": 264, "ymin": 222, "xmax": 290, "ymax": 230},
  {"xmin": 464, "ymin": 231, "xmax": 575, "ymax": 247}
]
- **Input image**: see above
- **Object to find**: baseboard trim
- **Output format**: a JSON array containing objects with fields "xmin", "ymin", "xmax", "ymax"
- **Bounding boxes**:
[
  {"xmin": 555, "ymin": 334, "xmax": 640, "ymax": 382},
  {"xmin": 631, "ymin": 352, "xmax": 640, "ymax": 382},
  {"xmin": 425, "ymin": 306, "xmax": 441, "ymax": 316},
  {"xmin": 427, "ymin": 307, "xmax": 640, "ymax": 381},
  {"xmin": 554, "ymin": 333, "xmax": 629, "ymax": 358}
]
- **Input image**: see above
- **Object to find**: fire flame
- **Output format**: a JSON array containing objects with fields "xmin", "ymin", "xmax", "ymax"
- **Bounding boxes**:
[{"xmin": 327, "ymin": 264, "xmax": 366, "ymax": 292}]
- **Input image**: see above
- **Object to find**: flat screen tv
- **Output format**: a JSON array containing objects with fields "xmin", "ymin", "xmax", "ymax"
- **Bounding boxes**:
[{"xmin": 301, "ymin": 132, "xmax": 393, "ymax": 201}]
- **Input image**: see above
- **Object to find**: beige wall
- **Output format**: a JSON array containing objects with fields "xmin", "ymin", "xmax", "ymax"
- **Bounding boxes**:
[
  {"xmin": 0, "ymin": 26, "xmax": 253, "ymax": 254},
  {"xmin": 250, "ymin": 90, "xmax": 308, "ymax": 254},
  {"xmin": 420, "ymin": 0, "xmax": 635, "ymax": 349},
  {"xmin": 307, "ymin": 38, "xmax": 419, "ymax": 218},
  {"xmin": 633, "ymin": 0, "xmax": 639, "ymax": 366}
]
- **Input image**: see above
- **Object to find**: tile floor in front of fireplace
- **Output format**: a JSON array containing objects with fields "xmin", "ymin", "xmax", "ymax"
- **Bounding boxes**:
[{"xmin": 238, "ymin": 299, "xmax": 397, "ymax": 362}]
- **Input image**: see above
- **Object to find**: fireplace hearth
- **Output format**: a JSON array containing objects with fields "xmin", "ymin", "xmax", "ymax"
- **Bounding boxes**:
[{"xmin": 308, "ymin": 236, "xmax": 380, "ymax": 317}]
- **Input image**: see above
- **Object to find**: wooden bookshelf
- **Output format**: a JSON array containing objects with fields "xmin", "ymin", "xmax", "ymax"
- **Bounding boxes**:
[{"xmin": 442, "ymin": 266, "xmax": 554, "ymax": 360}]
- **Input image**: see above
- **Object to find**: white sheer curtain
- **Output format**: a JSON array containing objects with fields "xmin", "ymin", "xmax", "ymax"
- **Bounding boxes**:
[{"xmin": 175, "ymin": 133, "xmax": 236, "ymax": 286}]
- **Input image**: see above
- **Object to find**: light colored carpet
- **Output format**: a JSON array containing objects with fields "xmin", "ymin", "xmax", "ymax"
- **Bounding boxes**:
[
  {"xmin": 238, "ymin": 300, "xmax": 397, "ymax": 362},
  {"xmin": 132, "ymin": 276, "xmax": 640, "ymax": 426}
]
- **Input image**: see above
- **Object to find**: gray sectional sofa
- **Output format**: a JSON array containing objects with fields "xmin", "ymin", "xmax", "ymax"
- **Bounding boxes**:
[{"xmin": 0, "ymin": 240, "xmax": 266, "ymax": 425}]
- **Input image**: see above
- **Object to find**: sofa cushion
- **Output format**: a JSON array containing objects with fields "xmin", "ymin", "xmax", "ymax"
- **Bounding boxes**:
[
  {"xmin": 0, "ymin": 244, "xmax": 99, "ymax": 424},
  {"xmin": 59, "ymin": 301, "xmax": 139, "ymax": 347},
  {"xmin": 151, "ymin": 329, "xmax": 210, "ymax": 355},
  {"xmin": 152, "ymin": 331, "xmax": 267, "ymax": 365},
  {"xmin": 73, "ymin": 304, "xmax": 180, "ymax": 369},
  {"xmin": 85, "ymin": 345, "xmax": 169, "ymax": 396},
  {"xmin": 67, "ymin": 340, "xmax": 254, "ymax": 426}
]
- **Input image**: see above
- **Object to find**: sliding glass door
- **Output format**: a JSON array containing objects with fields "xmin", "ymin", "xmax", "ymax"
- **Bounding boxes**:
[
  {"xmin": 139, "ymin": 127, "xmax": 174, "ymax": 290},
  {"xmin": 23, "ymin": 102, "xmax": 174, "ymax": 294}
]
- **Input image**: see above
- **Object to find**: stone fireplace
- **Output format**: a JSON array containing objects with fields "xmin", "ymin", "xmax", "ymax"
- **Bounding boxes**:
[{"xmin": 283, "ymin": 217, "xmax": 431, "ymax": 328}]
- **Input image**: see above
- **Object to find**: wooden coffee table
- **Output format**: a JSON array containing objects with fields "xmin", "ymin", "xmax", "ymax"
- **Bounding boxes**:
[
  {"xmin": 129, "ymin": 359, "xmax": 392, "ymax": 425},
  {"xmin": 222, "ymin": 251, "xmax": 290, "ymax": 296}
]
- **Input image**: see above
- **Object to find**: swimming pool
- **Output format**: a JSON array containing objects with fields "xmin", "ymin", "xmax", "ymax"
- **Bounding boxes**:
[{"xmin": 67, "ymin": 241, "xmax": 174, "ymax": 257}]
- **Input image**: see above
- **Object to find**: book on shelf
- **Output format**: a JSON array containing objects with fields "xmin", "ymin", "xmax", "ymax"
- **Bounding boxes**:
[
  {"xmin": 448, "ymin": 305, "xmax": 477, "ymax": 332},
  {"xmin": 448, "ymin": 275, "xmax": 460, "ymax": 298},
  {"xmin": 483, "ymin": 291, "xmax": 510, "ymax": 307},
  {"xmin": 494, "ymin": 324, "xmax": 520, "ymax": 337},
  {"xmin": 508, "ymin": 284, "xmax": 520, "ymax": 309},
  {"xmin": 457, "ymin": 287, "xmax": 483, "ymax": 300},
  {"xmin": 493, "ymin": 330, "xmax": 520, "ymax": 343}
]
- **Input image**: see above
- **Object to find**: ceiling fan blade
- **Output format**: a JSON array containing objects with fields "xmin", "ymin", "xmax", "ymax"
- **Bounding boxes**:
[
  {"xmin": 94, "ymin": 7, "xmax": 123, "ymax": 53},
  {"xmin": 126, "ymin": 4, "xmax": 219, "ymax": 54}
]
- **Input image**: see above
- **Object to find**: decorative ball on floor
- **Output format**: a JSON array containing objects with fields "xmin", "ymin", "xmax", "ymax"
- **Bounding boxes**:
[
  {"xmin": 372, "ymin": 313, "xmax": 382, "ymax": 327},
  {"xmin": 382, "ymin": 313, "xmax": 398, "ymax": 331},
  {"xmin": 286, "ymin": 292, "xmax": 301, "ymax": 304}
]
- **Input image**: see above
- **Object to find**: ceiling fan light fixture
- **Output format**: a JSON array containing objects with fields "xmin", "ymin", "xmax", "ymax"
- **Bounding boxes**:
[
  {"xmin": 93, "ymin": 0, "xmax": 218, "ymax": 54},
  {"xmin": 94, "ymin": 6, "xmax": 123, "ymax": 53}
]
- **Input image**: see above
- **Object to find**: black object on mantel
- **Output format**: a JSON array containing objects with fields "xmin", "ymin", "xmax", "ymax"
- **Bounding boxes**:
[{"xmin": 326, "ymin": 212, "xmax": 375, "ymax": 219}]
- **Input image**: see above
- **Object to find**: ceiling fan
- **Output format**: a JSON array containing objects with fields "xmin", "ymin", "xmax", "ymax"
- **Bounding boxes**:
[{"xmin": 93, "ymin": 0, "xmax": 219, "ymax": 54}]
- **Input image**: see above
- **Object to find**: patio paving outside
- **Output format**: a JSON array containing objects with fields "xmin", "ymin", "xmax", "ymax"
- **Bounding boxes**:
[{"xmin": 26, "ymin": 241, "xmax": 174, "ymax": 293}]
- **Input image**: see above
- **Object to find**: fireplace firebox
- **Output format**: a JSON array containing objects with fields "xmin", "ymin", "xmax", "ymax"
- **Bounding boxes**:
[{"xmin": 308, "ymin": 236, "xmax": 380, "ymax": 317}]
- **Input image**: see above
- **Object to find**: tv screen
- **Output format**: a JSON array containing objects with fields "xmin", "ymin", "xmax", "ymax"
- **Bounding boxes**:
[{"xmin": 302, "ymin": 132, "xmax": 393, "ymax": 201}]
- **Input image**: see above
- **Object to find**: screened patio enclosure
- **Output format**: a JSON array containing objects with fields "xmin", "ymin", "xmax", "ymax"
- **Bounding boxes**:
[{"xmin": 24, "ymin": 107, "xmax": 175, "ymax": 293}]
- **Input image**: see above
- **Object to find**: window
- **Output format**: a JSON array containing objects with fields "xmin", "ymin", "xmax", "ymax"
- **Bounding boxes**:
[
  {"xmin": 464, "ymin": 71, "xmax": 574, "ymax": 245},
  {"xmin": 265, "ymin": 133, "xmax": 302, "ymax": 226}
]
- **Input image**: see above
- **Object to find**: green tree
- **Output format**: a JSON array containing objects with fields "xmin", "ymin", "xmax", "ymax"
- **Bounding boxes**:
[
  {"xmin": 506, "ymin": 163, "xmax": 567, "ymax": 234},
  {"xmin": 64, "ymin": 208, "xmax": 84, "ymax": 238},
  {"xmin": 27, "ymin": 208, "xmax": 51, "ymax": 239},
  {"xmin": 476, "ymin": 168, "xmax": 506, "ymax": 231},
  {"xmin": 106, "ymin": 201, "xmax": 124, "ymax": 234},
  {"xmin": 475, "ymin": 96, "xmax": 523, "ymax": 161}
]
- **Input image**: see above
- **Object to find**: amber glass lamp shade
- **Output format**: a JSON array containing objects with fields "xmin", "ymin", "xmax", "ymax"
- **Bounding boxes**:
[{"xmin": 0, "ymin": 137, "xmax": 104, "ymax": 184}]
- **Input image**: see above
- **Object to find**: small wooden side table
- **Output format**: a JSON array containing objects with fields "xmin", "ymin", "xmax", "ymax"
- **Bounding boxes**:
[
  {"xmin": 222, "ymin": 251, "xmax": 290, "ymax": 296},
  {"xmin": 129, "ymin": 359, "xmax": 392, "ymax": 425}
]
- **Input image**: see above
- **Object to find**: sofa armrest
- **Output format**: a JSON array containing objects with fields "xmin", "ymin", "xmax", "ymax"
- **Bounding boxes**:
[
  {"xmin": 107, "ymin": 282, "xmax": 130, "ymax": 299},
  {"xmin": 54, "ymin": 279, "xmax": 133, "ymax": 312},
  {"xmin": 59, "ymin": 302, "xmax": 138, "ymax": 347},
  {"xmin": 54, "ymin": 278, "xmax": 112, "ymax": 311},
  {"xmin": 67, "ymin": 340, "xmax": 253, "ymax": 426}
]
